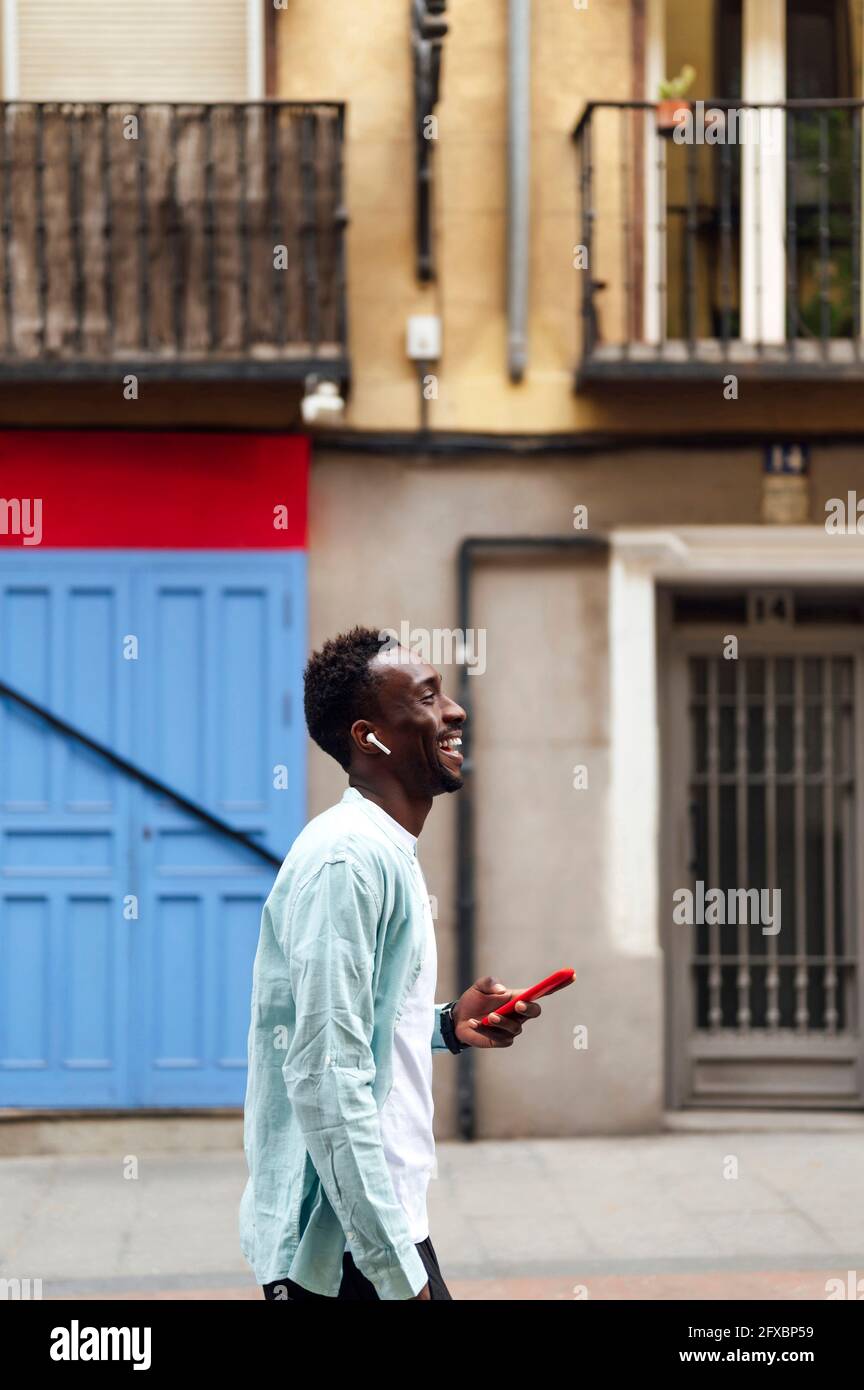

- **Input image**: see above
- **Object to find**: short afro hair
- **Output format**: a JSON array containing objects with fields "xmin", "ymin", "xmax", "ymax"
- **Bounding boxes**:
[{"xmin": 303, "ymin": 626, "xmax": 390, "ymax": 771}]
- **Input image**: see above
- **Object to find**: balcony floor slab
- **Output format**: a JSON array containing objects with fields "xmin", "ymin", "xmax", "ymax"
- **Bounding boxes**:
[{"xmin": 579, "ymin": 338, "xmax": 864, "ymax": 384}]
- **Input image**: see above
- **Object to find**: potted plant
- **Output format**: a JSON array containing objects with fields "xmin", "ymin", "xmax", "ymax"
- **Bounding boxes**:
[{"xmin": 656, "ymin": 64, "xmax": 696, "ymax": 137}]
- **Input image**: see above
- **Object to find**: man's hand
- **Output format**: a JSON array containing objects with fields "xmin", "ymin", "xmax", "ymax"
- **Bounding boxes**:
[
  {"xmin": 411, "ymin": 1281, "xmax": 431, "ymax": 1299},
  {"xmin": 451, "ymin": 973, "xmax": 572, "ymax": 1049}
]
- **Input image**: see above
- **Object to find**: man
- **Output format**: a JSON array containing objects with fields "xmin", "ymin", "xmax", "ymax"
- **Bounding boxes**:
[{"xmin": 239, "ymin": 625, "xmax": 544, "ymax": 1301}]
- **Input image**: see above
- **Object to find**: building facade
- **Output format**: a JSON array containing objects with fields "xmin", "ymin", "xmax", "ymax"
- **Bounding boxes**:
[{"xmin": 1, "ymin": 1, "xmax": 864, "ymax": 1136}]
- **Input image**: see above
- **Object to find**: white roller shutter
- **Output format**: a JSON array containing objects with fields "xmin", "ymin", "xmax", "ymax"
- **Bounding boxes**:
[{"xmin": 9, "ymin": 0, "xmax": 254, "ymax": 101}]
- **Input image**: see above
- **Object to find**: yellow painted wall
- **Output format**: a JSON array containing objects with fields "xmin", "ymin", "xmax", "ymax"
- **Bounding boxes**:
[
  {"xmin": 275, "ymin": 0, "xmax": 864, "ymax": 438},
  {"xmin": 665, "ymin": 0, "xmax": 713, "ymax": 100},
  {"xmin": 275, "ymin": 0, "xmax": 635, "ymax": 433}
]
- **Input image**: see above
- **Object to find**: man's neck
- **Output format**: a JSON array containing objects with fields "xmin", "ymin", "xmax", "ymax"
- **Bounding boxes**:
[{"xmin": 348, "ymin": 774, "xmax": 432, "ymax": 839}]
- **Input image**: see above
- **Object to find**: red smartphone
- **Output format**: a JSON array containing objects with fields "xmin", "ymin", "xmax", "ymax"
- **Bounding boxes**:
[{"xmin": 478, "ymin": 967, "xmax": 576, "ymax": 1026}]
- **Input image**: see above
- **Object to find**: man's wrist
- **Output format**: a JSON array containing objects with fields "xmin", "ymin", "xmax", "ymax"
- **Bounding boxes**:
[{"xmin": 439, "ymin": 999, "xmax": 468, "ymax": 1054}]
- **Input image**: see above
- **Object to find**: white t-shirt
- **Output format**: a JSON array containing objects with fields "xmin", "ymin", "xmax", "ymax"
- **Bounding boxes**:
[{"xmin": 370, "ymin": 805, "xmax": 437, "ymax": 1243}]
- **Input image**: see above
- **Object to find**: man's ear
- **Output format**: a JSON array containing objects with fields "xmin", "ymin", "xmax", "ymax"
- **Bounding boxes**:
[{"xmin": 350, "ymin": 719, "xmax": 380, "ymax": 757}]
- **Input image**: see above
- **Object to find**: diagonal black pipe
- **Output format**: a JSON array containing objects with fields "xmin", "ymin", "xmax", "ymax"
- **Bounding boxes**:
[
  {"xmin": 0, "ymin": 678, "xmax": 283, "ymax": 870},
  {"xmin": 454, "ymin": 535, "xmax": 610, "ymax": 1140}
]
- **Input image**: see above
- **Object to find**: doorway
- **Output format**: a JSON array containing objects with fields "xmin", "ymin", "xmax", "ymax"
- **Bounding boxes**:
[{"xmin": 661, "ymin": 585, "xmax": 864, "ymax": 1107}]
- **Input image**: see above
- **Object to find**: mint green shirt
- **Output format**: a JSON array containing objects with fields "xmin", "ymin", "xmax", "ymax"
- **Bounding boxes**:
[{"xmin": 239, "ymin": 787, "xmax": 452, "ymax": 1300}]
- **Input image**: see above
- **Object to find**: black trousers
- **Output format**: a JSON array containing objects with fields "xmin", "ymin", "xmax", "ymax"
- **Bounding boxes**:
[{"xmin": 261, "ymin": 1235, "xmax": 453, "ymax": 1301}]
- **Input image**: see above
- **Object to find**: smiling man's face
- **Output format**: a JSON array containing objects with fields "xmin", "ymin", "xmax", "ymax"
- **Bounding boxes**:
[{"xmin": 362, "ymin": 647, "xmax": 467, "ymax": 796}]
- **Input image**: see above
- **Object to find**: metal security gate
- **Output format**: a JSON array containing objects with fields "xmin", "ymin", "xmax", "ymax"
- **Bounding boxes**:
[
  {"xmin": 662, "ymin": 589, "xmax": 864, "ymax": 1108},
  {"xmin": 0, "ymin": 550, "xmax": 305, "ymax": 1109}
]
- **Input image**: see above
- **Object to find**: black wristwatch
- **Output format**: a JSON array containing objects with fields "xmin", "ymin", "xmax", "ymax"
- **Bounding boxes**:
[{"xmin": 439, "ymin": 1000, "xmax": 468, "ymax": 1054}]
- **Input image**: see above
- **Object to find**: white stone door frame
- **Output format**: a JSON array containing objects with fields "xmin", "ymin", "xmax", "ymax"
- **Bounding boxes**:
[{"xmin": 608, "ymin": 525, "xmax": 864, "ymax": 967}]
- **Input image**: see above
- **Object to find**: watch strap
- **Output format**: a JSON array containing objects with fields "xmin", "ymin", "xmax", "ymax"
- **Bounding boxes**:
[{"xmin": 440, "ymin": 1000, "xmax": 467, "ymax": 1054}]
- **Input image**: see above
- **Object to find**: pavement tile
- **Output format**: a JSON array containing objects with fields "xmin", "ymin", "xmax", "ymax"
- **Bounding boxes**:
[{"xmin": 5, "ymin": 1131, "xmax": 864, "ymax": 1301}]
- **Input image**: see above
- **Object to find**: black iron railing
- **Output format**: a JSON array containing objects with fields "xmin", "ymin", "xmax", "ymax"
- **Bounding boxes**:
[
  {"xmin": 0, "ymin": 101, "xmax": 348, "ymax": 381},
  {"xmin": 573, "ymin": 99, "xmax": 864, "ymax": 381}
]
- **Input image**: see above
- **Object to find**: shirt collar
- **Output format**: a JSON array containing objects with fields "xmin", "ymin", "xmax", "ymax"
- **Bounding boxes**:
[{"xmin": 341, "ymin": 786, "xmax": 418, "ymax": 858}]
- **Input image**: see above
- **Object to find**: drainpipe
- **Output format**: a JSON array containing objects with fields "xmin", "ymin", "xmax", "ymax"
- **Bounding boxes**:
[
  {"xmin": 507, "ymin": 0, "xmax": 531, "ymax": 382},
  {"xmin": 454, "ymin": 535, "xmax": 609, "ymax": 1141}
]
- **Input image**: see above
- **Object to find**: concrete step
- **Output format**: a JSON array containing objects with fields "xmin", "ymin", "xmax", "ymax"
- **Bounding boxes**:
[
  {"xmin": 0, "ymin": 1110, "xmax": 244, "ymax": 1157},
  {"xmin": 664, "ymin": 1108, "xmax": 864, "ymax": 1132}
]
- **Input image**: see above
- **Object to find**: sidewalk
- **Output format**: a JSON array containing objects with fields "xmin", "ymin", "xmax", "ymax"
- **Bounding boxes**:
[{"xmin": 3, "ymin": 1125, "xmax": 864, "ymax": 1300}]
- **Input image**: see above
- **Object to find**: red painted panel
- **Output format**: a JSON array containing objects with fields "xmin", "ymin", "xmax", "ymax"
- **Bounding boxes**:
[{"xmin": 0, "ymin": 431, "xmax": 308, "ymax": 548}]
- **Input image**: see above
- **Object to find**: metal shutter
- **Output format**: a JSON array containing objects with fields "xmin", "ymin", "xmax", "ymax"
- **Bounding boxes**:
[{"xmin": 14, "ymin": 0, "xmax": 250, "ymax": 101}]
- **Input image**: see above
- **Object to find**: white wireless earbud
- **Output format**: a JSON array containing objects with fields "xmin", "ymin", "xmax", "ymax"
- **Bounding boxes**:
[{"xmin": 365, "ymin": 731, "xmax": 391, "ymax": 755}]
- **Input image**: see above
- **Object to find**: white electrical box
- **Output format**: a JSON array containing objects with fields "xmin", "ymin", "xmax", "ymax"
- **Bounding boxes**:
[{"xmin": 406, "ymin": 314, "xmax": 442, "ymax": 361}]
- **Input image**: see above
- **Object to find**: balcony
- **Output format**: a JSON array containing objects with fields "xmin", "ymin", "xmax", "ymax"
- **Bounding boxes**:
[
  {"xmin": 573, "ymin": 99, "xmax": 864, "ymax": 385},
  {"xmin": 0, "ymin": 101, "xmax": 348, "ymax": 383}
]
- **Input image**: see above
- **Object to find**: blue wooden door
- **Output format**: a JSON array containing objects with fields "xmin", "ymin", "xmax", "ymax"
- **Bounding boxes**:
[
  {"xmin": 0, "ymin": 560, "xmax": 135, "ymax": 1106},
  {"xmin": 0, "ymin": 550, "xmax": 305, "ymax": 1108}
]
